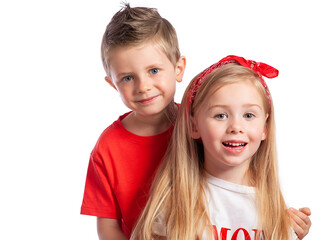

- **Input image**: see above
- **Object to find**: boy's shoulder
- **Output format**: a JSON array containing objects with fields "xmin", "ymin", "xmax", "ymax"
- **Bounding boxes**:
[
  {"xmin": 93, "ymin": 110, "xmax": 174, "ymax": 155},
  {"xmin": 90, "ymin": 111, "xmax": 131, "ymax": 160},
  {"xmin": 96, "ymin": 111, "xmax": 131, "ymax": 143}
]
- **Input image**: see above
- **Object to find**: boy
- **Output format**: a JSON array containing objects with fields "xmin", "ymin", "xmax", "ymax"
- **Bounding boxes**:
[{"xmin": 81, "ymin": 4, "xmax": 186, "ymax": 239}]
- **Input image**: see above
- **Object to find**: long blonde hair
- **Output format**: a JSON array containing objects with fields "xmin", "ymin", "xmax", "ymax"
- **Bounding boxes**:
[{"xmin": 131, "ymin": 63, "xmax": 291, "ymax": 239}]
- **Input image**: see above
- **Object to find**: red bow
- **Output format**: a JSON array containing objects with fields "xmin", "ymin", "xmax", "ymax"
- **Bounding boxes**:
[
  {"xmin": 219, "ymin": 55, "xmax": 278, "ymax": 79},
  {"xmin": 187, "ymin": 55, "xmax": 278, "ymax": 113}
]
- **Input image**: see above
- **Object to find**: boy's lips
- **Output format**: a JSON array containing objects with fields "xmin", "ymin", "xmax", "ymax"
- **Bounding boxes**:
[
  {"xmin": 222, "ymin": 141, "xmax": 247, "ymax": 153},
  {"xmin": 138, "ymin": 95, "xmax": 159, "ymax": 104}
]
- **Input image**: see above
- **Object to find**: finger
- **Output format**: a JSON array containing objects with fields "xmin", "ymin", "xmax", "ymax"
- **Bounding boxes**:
[
  {"xmin": 294, "ymin": 208, "xmax": 312, "ymax": 226},
  {"xmin": 290, "ymin": 217, "xmax": 304, "ymax": 239},
  {"xmin": 289, "ymin": 208, "xmax": 305, "ymax": 225},
  {"xmin": 299, "ymin": 207, "xmax": 311, "ymax": 216},
  {"xmin": 288, "ymin": 209, "xmax": 307, "ymax": 238}
]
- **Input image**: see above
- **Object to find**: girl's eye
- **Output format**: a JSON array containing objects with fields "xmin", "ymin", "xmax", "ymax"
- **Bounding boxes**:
[
  {"xmin": 215, "ymin": 113, "xmax": 227, "ymax": 120},
  {"xmin": 244, "ymin": 113, "xmax": 255, "ymax": 119},
  {"xmin": 150, "ymin": 68, "xmax": 159, "ymax": 74},
  {"xmin": 123, "ymin": 76, "xmax": 133, "ymax": 82}
]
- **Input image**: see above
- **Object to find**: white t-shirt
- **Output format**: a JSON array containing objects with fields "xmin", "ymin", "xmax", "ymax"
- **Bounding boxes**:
[
  {"xmin": 153, "ymin": 173, "xmax": 296, "ymax": 239},
  {"xmin": 205, "ymin": 173, "xmax": 295, "ymax": 240},
  {"xmin": 205, "ymin": 174, "xmax": 260, "ymax": 240}
]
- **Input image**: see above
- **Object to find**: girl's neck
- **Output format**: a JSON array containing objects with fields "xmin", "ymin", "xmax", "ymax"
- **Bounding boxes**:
[
  {"xmin": 205, "ymin": 162, "xmax": 251, "ymax": 186},
  {"xmin": 122, "ymin": 102, "xmax": 177, "ymax": 136}
]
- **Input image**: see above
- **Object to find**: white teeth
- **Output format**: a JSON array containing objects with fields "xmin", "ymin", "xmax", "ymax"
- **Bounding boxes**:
[{"xmin": 224, "ymin": 142, "xmax": 245, "ymax": 147}]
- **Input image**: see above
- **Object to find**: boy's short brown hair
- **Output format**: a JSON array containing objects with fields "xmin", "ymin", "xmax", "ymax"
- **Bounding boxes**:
[{"xmin": 101, "ymin": 3, "xmax": 181, "ymax": 77}]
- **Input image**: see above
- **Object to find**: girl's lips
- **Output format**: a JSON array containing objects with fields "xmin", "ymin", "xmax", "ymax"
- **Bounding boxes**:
[
  {"xmin": 138, "ymin": 95, "xmax": 159, "ymax": 104},
  {"xmin": 222, "ymin": 141, "xmax": 247, "ymax": 154}
]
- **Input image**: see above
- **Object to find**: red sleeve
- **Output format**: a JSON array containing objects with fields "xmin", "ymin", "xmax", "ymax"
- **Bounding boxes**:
[{"xmin": 81, "ymin": 150, "xmax": 121, "ymax": 219}]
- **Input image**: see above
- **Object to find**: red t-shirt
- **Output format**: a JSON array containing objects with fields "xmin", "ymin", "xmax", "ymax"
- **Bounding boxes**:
[{"xmin": 81, "ymin": 112, "xmax": 174, "ymax": 237}]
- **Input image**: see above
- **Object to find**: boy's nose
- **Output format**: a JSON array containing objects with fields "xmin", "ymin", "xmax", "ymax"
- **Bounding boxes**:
[{"xmin": 137, "ymin": 76, "xmax": 152, "ymax": 93}]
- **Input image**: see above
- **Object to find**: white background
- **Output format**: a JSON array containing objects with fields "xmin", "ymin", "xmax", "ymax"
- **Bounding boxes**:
[{"xmin": 0, "ymin": 0, "xmax": 319, "ymax": 239}]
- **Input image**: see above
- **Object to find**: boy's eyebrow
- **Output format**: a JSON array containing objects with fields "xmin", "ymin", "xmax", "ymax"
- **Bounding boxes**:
[
  {"xmin": 115, "ymin": 64, "xmax": 164, "ymax": 79},
  {"xmin": 145, "ymin": 63, "xmax": 164, "ymax": 70},
  {"xmin": 208, "ymin": 104, "xmax": 263, "ymax": 110},
  {"xmin": 115, "ymin": 71, "xmax": 133, "ymax": 79}
]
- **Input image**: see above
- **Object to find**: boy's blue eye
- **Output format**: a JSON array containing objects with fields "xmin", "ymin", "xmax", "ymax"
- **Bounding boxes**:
[
  {"xmin": 215, "ymin": 113, "xmax": 227, "ymax": 120},
  {"xmin": 123, "ymin": 76, "xmax": 133, "ymax": 82},
  {"xmin": 244, "ymin": 113, "xmax": 255, "ymax": 119},
  {"xmin": 150, "ymin": 68, "xmax": 159, "ymax": 74}
]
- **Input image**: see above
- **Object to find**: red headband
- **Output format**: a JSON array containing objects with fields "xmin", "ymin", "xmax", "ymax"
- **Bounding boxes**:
[{"xmin": 187, "ymin": 55, "xmax": 279, "ymax": 113}]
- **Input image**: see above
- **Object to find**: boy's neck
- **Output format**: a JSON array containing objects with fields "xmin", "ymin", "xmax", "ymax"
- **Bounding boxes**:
[{"xmin": 121, "ymin": 102, "xmax": 177, "ymax": 136}]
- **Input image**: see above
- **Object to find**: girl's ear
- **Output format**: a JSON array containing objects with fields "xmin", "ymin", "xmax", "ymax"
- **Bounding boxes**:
[
  {"xmin": 190, "ymin": 116, "xmax": 201, "ymax": 139},
  {"xmin": 261, "ymin": 114, "xmax": 269, "ymax": 140},
  {"xmin": 175, "ymin": 56, "xmax": 186, "ymax": 83},
  {"xmin": 261, "ymin": 127, "xmax": 267, "ymax": 140}
]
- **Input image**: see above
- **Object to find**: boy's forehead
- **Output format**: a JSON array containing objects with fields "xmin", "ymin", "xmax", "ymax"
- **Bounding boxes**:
[
  {"xmin": 110, "ymin": 40, "xmax": 163, "ymax": 56},
  {"xmin": 108, "ymin": 41, "xmax": 172, "ymax": 68}
]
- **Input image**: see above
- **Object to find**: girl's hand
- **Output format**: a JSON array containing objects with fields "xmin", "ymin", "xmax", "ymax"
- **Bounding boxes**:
[{"xmin": 288, "ymin": 207, "xmax": 311, "ymax": 240}]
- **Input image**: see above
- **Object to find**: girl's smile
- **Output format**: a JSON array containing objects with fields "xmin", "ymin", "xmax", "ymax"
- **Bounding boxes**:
[{"xmin": 222, "ymin": 140, "xmax": 248, "ymax": 154}]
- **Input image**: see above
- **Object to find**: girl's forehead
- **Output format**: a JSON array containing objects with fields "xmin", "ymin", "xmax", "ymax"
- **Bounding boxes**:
[{"xmin": 206, "ymin": 81, "xmax": 265, "ymax": 108}]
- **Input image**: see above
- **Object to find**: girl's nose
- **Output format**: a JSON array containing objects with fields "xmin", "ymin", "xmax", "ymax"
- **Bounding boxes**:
[{"xmin": 227, "ymin": 118, "xmax": 244, "ymax": 134}]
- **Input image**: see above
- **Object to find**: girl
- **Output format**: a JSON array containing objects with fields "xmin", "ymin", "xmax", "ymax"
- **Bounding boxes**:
[{"xmin": 131, "ymin": 55, "xmax": 310, "ymax": 239}]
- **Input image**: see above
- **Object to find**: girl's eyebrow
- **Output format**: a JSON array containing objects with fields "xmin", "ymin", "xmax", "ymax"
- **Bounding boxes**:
[
  {"xmin": 208, "ymin": 104, "xmax": 263, "ymax": 110},
  {"xmin": 242, "ymin": 104, "xmax": 263, "ymax": 110},
  {"xmin": 208, "ymin": 104, "xmax": 228, "ymax": 110}
]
